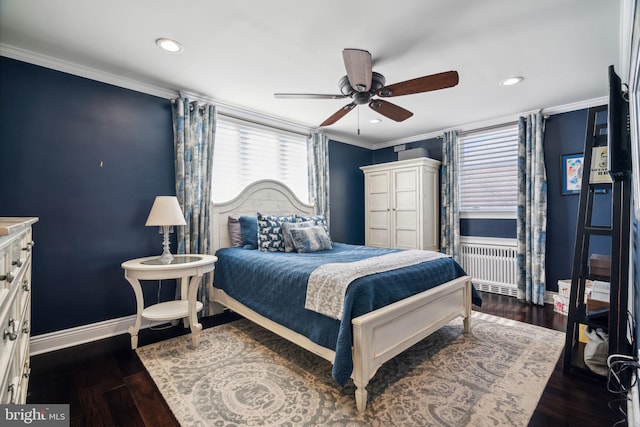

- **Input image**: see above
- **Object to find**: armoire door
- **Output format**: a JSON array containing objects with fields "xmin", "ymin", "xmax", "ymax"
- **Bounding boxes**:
[
  {"xmin": 364, "ymin": 170, "xmax": 390, "ymax": 247},
  {"xmin": 392, "ymin": 167, "xmax": 420, "ymax": 249}
]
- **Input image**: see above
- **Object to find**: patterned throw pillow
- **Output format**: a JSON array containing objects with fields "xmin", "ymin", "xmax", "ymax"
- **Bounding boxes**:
[
  {"xmin": 281, "ymin": 221, "xmax": 314, "ymax": 252},
  {"xmin": 289, "ymin": 226, "xmax": 333, "ymax": 253},
  {"xmin": 296, "ymin": 214, "xmax": 331, "ymax": 242},
  {"xmin": 256, "ymin": 212, "xmax": 299, "ymax": 252}
]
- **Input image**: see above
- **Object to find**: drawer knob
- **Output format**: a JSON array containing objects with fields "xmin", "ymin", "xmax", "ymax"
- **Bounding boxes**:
[
  {"xmin": 12, "ymin": 259, "xmax": 23, "ymax": 268},
  {"xmin": 22, "ymin": 280, "xmax": 30, "ymax": 292},
  {"xmin": 22, "ymin": 320, "xmax": 29, "ymax": 334},
  {"xmin": 4, "ymin": 318, "xmax": 17, "ymax": 341},
  {"xmin": 3, "ymin": 272, "xmax": 15, "ymax": 283}
]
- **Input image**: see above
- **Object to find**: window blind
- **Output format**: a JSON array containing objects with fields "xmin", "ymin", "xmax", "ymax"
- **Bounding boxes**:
[
  {"xmin": 212, "ymin": 117, "xmax": 309, "ymax": 203},
  {"xmin": 458, "ymin": 125, "xmax": 519, "ymax": 214}
]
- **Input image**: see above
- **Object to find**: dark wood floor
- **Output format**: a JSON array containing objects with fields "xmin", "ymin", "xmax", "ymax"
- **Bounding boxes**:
[{"xmin": 27, "ymin": 293, "xmax": 625, "ymax": 426}]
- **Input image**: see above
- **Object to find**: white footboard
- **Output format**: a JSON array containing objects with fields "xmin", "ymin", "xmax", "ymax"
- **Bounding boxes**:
[
  {"xmin": 212, "ymin": 275, "xmax": 472, "ymax": 412},
  {"xmin": 351, "ymin": 275, "xmax": 472, "ymax": 411}
]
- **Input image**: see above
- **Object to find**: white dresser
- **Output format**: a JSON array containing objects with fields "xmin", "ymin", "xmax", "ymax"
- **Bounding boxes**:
[
  {"xmin": 0, "ymin": 217, "xmax": 37, "ymax": 404},
  {"xmin": 360, "ymin": 158, "xmax": 441, "ymax": 251}
]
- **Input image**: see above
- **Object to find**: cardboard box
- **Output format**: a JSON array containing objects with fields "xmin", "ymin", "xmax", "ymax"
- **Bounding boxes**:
[
  {"xmin": 587, "ymin": 298, "xmax": 609, "ymax": 311},
  {"xmin": 397, "ymin": 147, "xmax": 429, "ymax": 161},
  {"xmin": 557, "ymin": 279, "xmax": 592, "ymax": 301},
  {"xmin": 579, "ymin": 324, "xmax": 588, "ymax": 343},
  {"xmin": 589, "ymin": 254, "xmax": 611, "ymax": 278}
]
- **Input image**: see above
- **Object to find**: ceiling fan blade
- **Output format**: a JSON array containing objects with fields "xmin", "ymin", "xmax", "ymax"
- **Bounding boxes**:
[
  {"xmin": 343, "ymin": 49, "xmax": 372, "ymax": 92},
  {"xmin": 369, "ymin": 99, "xmax": 413, "ymax": 122},
  {"xmin": 320, "ymin": 103, "xmax": 357, "ymax": 126},
  {"xmin": 377, "ymin": 70, "xmax": 459, "ymax": 97},
  {"xmin": 274, "ymin": 93, "xmax": 347, "ymax": 100}
]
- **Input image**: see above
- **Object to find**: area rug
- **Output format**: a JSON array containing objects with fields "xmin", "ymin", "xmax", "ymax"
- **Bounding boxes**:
[{"xmin": 136, "ymin": 311, "xmax": 564, "ymax": 426}]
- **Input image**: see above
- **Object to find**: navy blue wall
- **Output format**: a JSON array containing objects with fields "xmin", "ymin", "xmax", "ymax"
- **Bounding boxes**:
[
  {"xmin": 0, "ymin": 55, "xmax": 621, "ymax": 337},
  {"xmin": 328, "ymin": 141, "xmax": 370, "ymax": 245},
  {"xmin": 0, "ymin": 57, "xmax": 177, "ymax": 335}
]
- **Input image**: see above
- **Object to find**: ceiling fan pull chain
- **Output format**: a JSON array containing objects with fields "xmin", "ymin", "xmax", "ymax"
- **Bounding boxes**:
[{"xmin": 357, "ymin": 105, "xmax": 361, "ymax": 135}]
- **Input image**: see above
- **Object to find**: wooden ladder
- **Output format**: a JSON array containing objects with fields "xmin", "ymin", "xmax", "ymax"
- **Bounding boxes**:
[{"xmin": 562, "ymin": 105, "xmax": 632, "ymax": 376}]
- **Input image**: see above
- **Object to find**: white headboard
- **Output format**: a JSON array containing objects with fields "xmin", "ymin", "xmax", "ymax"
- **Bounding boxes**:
[{"xmin": 212, "ymin": 179, "xmax": 315, "ymax": 251}]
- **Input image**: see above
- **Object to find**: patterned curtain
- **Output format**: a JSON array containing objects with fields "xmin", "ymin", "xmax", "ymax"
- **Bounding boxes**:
[
  {"xmin": 440, "ymin": 130, "xmax": 460, "ymax": 261},
  {"xmin": 171, "ymin": 98, "xmax": 216, "ymax": 316},
  {"xmin": 516, "ymin": 111, "xmax": 547, "ymax": 305},
  {"xmin": 307, "ymin": 132, "xmax": 330, "ymax": 224}
]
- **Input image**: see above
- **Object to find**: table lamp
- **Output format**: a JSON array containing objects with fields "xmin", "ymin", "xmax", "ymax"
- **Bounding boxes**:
[{"xmin": 145, "ymin": 196, "xmax": 187, "ymax": 263}]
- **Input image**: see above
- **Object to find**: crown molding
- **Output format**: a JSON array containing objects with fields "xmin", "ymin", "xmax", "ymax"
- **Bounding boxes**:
[
  {"xmin": 1, "ymin": 43, "xmax": 609, "ymax": 151},
  {"xmin": 0, "ymin": 44, "xmax": 178, "ymax": 99},
  {"xmin": 373, "ymin": 96, "xmax": 608, "ymax": 150},
  {"xmin": 1, "ymin": 44, "xmax": 319, "ymax": 139}
]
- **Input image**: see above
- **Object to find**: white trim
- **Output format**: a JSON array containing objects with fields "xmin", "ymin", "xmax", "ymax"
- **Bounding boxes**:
[
  {"xmin": 375, "ymin": 97, "xmax": 608, "ymax": 149},
  {"xmin": 0, "ymin": 44, "xmax": 315, "ymax": 138},
  {"xmin": 0, "ymin": 44, "xmax": 178, "ymax": 100},
  {"xmin": 459, "ymin": 236, "xmax": 517, "ymax": 247},
  {"xmin": 29, "ymin": 315, "xmax": 168, "ymax": 356},
  {"xmin": 2, "ymin": 43, "xmax": 607, "ymax": 151},
  {"xmin": 459, "ymin": 211, "xmax": 516, "ymax": 220}
]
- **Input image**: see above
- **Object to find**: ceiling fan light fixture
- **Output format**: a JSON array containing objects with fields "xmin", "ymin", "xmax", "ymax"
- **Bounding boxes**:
[
  {"xmin": 369, "ymin": 118, "xmax": 381, "ymax": 124},
  {"xmin": 156, "ymin": 38, "xmax": 184, "ymax": 53},
  {"xmin": 500, "ymin": 76, "xmax": 523, "ymax": 86}
]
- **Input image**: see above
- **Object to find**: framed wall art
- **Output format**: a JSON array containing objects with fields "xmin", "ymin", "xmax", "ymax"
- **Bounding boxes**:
[{"xmin": 561, "ymin": 153, "xmax": 584, "ymax": 195}]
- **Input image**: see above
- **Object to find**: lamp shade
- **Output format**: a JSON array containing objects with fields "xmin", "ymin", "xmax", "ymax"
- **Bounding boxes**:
[{"xmin": 145, "ymin": 196, "xmax": 187, "ymax": 226}]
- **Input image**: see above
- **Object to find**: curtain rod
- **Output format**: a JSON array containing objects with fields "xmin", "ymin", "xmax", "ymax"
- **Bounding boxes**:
[
  {"xmin": 217, "ymin": 111, "xmax": 312, "ymax": 138},
  {"xmin": 176, "ymin": 91, "xmax": 313, "ymax": 138},
  {"xmin": 455, "ymin": 120, "xmax": 520, "ymax": 137}
]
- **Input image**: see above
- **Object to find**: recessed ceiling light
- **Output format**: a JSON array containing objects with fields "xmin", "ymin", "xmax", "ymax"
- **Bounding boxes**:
[
  {"xmin": 500, "ymin": 76, "xmax": 523, "ymax": 86},
  {"xmin": 369, "ymin": 118, "xmax": 381, "ymax": 124},
  {"xmin": 156, "ymin": 38, "xmax": 183, "ymax": 53}
]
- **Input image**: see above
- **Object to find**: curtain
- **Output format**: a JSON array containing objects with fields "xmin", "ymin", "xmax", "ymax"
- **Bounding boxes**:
[
  {"xmin": 171, "ymin": 98, "xmax": 216, "ymax": 316},
  {"xmin": 516, "ymin": 111, "xmax": 547, "ymax": 305},
  {"xmin": 307, "ymin": 132, "xmax": 330, "ymax": 223},
  {"xmin": 440, "ymin": 130, "xmax": 460, "ymax": 261}
]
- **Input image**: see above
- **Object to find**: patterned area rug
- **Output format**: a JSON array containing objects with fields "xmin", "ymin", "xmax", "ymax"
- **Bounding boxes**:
[{"xmin": 136, "ymin": 312, "xmax": 564, "ymax": 426}]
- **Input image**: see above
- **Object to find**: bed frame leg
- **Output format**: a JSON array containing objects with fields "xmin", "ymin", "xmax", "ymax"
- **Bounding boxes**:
[
  {"xmin": 355, "ymin": 384, "xmax": 368, "ymax": 412},
  {"xmin": 463, "ymin": 315, "xmax": 471, "ymax": 333}
]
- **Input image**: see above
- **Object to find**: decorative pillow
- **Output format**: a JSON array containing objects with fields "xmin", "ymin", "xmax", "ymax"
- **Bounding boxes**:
[
  {"xmin": 282, "ymin": 221, "xmax": 314, "ymax": 252},
  {"xmin": 257, "ymin": 213, "xmax": 299, "ymax": 252},
  {"xmin": 238, "ymin": 216, "xmax": 258, "ymax": 249},
  {"xmin": 296, "ymin": 214, "xmax": 331, "ymax": 242},
  {"xmin": 227, "ymin": 216, "xmax": 243, "ymax": 247},
  {"xmin": 290, "ymin": 226, "xmax": 333, "ymax": 253}
]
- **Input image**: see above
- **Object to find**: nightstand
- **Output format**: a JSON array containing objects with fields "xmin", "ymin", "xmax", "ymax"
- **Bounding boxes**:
[{"xmin": 121, "ymin": 254, "xmax": 217, "ymax": 350}]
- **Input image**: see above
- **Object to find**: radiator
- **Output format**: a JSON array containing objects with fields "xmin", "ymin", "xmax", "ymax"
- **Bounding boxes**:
[{"xmin": 459, "ymin": 237, "xmax": 518, "ymax": 297}]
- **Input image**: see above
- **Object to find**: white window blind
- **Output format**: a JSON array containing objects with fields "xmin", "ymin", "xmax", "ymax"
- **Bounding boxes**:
[
  {"xmin": 212, "ymin": 117, "xmax": 309, "ymax": 203},
  {"xmin": 458, "ymin": 125, "xmax": 519, "ymax": 215}
]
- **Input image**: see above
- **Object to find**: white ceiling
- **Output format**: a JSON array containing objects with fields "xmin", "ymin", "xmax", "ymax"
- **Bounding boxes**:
[{"xmin": 0, "ymin": 0, "xmax": 622, "ymax": 148}]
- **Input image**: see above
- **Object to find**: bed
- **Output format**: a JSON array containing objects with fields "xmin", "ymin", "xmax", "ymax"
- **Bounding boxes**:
[{"xmin": 210, "ymin": 179, "xmax": 477, "ymax": 411}]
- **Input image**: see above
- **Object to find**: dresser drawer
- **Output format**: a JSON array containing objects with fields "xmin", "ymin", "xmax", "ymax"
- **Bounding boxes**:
[{"xmin": 0, "ymin": 218, "xmax": 36, "ymax": 405}]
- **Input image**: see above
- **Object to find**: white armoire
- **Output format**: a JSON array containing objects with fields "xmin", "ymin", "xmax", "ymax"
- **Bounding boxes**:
[{"xmin": 360, "ymin": 157, "xmax": 441, "ymax": 251}]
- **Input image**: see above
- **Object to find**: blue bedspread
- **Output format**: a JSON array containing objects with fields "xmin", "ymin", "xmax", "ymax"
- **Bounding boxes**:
[{"xmin": 213, "ymin": 243, "xmax": 481, "ymax": 386}]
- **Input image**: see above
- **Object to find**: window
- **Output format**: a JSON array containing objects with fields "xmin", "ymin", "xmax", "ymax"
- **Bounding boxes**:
[
  {"xmin": 212, "ymin": 116, "xmax": 309, "ymax": 203},
  {"xmin": 458, "ymin": 125, "xmax": 519, "ymax": 217}
]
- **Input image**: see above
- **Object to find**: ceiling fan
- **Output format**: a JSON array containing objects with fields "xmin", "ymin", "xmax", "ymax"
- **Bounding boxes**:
[{"xmin": 274, "ymin": 49, "xmax": 459, "ymax": 127}]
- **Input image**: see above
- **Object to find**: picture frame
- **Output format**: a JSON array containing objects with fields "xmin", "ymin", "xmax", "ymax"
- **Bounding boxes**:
[{"xmin": 561, "ymin": 153, "xmax": 584, "ymax": 195}]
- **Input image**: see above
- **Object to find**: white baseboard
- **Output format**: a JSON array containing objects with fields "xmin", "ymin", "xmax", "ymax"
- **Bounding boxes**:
[
  {"xmin": 29, "ymin": 315, "xmax": 166, "ymax": 356},
  {"xmin": 29, "ymin": 291, "xmax": 558, "ymax": 356}
]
